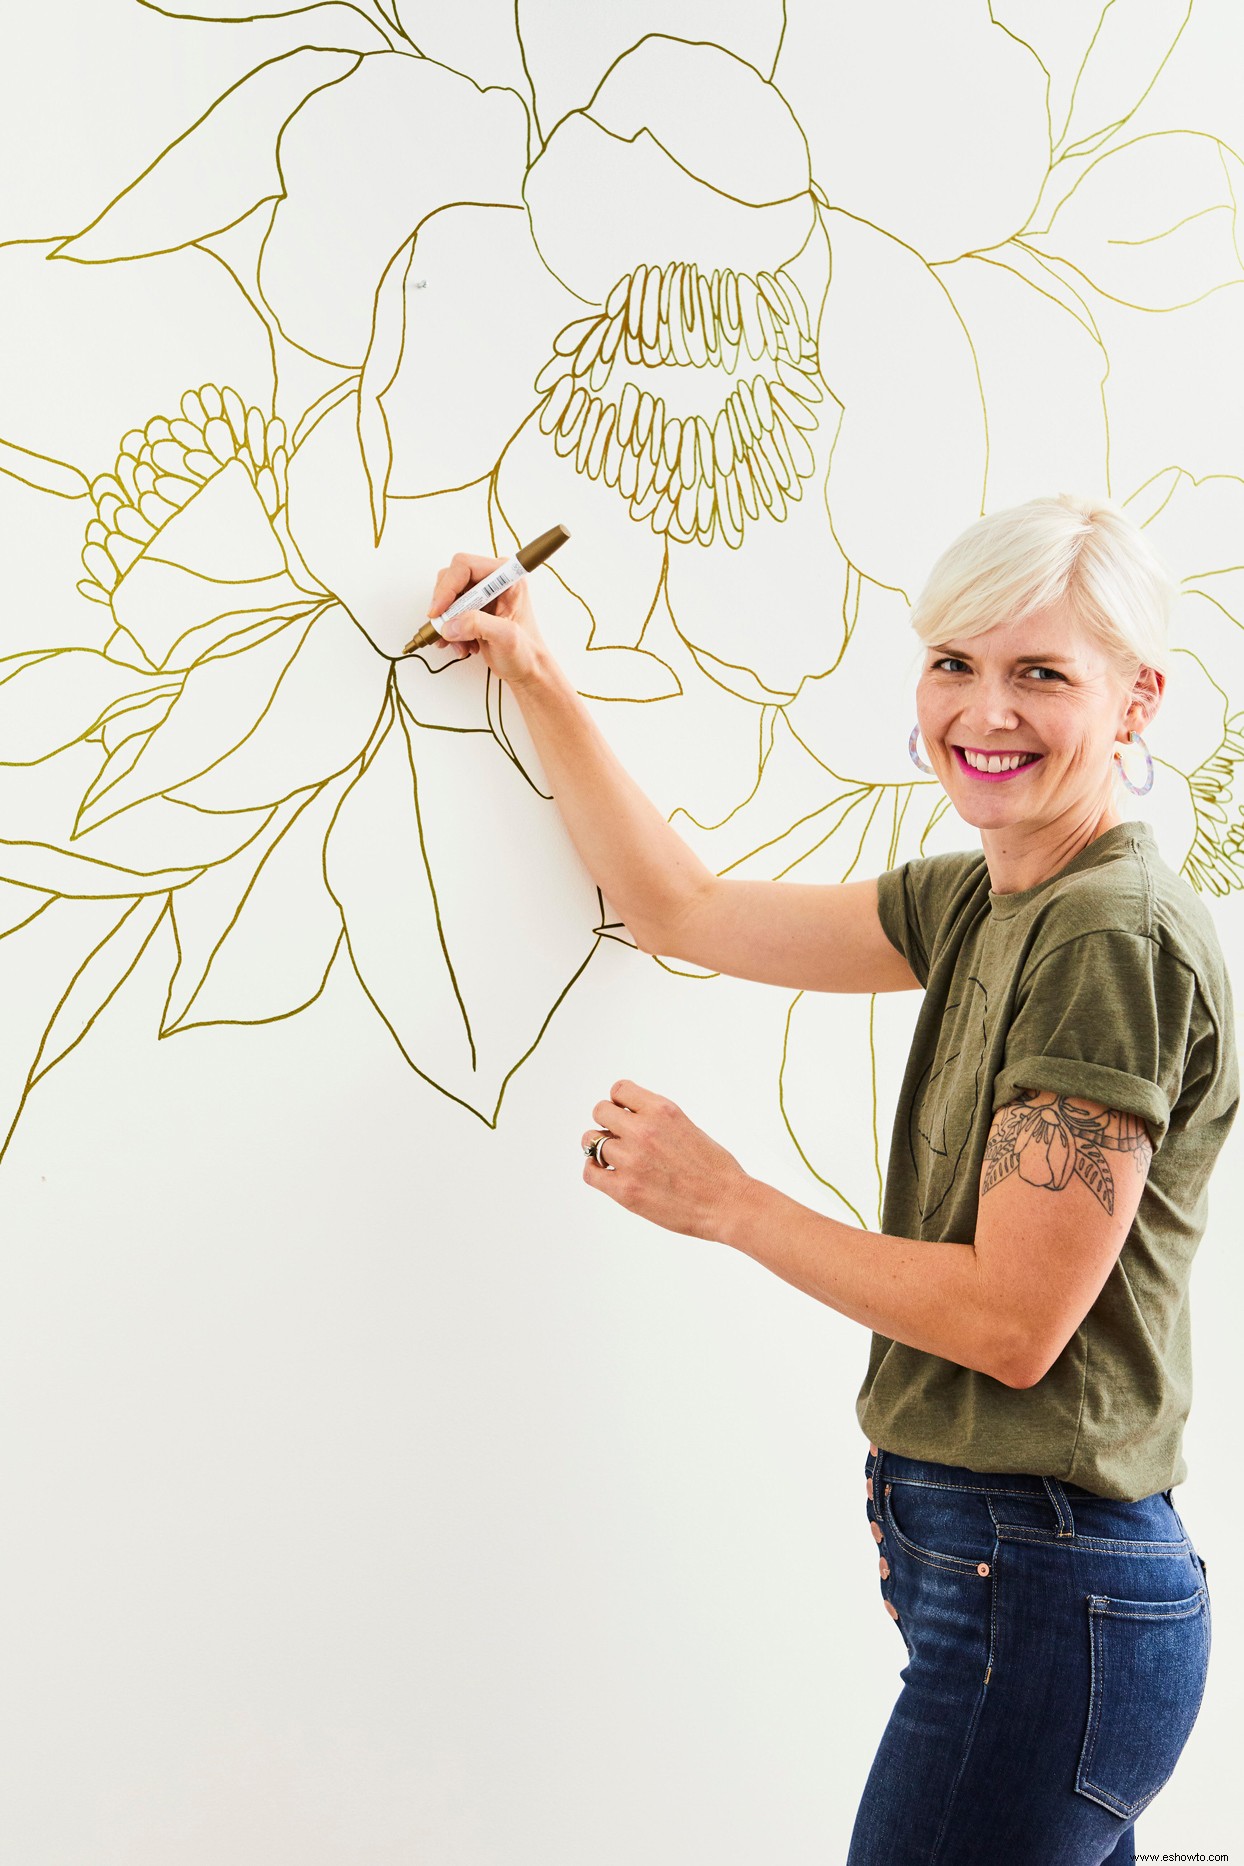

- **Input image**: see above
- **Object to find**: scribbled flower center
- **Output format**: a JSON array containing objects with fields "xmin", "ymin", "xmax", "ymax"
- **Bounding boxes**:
[
  {"xmin": 533, "ymin": 262, "xmax": 822, "ymax": 546},
  {"xmin": 78, "ymin": 384, "xmax": 289, "ymax": 603},
  {"xmin": 1182, "ymin": 708, "xmax": 1244, "ymax": 895}
]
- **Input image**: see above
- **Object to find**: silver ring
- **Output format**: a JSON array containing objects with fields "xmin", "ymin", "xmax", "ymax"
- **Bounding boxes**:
[{"xmin": 584, "ymin": 1132, "xmax": 612, "ymax": 1167}]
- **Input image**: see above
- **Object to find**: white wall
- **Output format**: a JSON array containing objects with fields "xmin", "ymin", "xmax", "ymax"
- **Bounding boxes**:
[{"xmin": 0, "ymin": 2, "xmax": 1241, "ymax": 1857}]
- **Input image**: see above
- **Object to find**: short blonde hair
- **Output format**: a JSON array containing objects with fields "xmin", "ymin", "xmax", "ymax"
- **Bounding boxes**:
[{"xmin": 908, "ymin": 493, "xmax": 1178, "ymax": 684}]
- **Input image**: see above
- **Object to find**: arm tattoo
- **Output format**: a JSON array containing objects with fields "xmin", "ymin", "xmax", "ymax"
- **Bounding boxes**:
[{"xmin": 982, "ymin": 1089, "xmax": 1153, "ymax": 1216}]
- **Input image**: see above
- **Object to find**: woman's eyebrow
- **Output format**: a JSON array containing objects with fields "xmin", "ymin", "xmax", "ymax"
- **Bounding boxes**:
[{"xmin": 927, "ymin": 644, "xmax": 1076, "ymax": 666}]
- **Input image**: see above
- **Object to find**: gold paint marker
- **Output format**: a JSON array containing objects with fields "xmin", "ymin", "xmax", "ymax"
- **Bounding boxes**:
[{"xmin": 403, "ymin": 525, "xmax": 570, "ymax": 654}]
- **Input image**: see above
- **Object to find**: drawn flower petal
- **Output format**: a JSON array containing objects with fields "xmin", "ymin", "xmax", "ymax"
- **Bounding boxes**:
[
  {"xmin": 818, "ymin": 209, "xmax": 986, "ymax": 599},
  {"xmin": 775, "ymin": 5, "xmax": 1048, "ymax": 259},
  {"xmin": 1027, "ymin": 133, "xmax": 1244, "ymax": 309},
  {"xmin": 529, "ymin": 587, "xmax": 793, "ymax": 839},
  {"xmin": 382, "ymin": 0, "xmax": 532, "ymax": 99},
  {"xmin": 361, "ymin": 205, "xmax": 585, "ymax": 505},
  {"xmin": 0, "ymin": 894, "xmax": 167, "ymax": 1165},
  {"xmin": 786, "ymin": 579, "xmax": 922, "ymax": 788},
  {"xmin": 1132, "ymin": 469, "xmax": 1244, "ymax": 625},
  {"xmin": 932, "ymin": 250, "xmax": 1108, "ymax": 509},
  {"xmin": 662, "ymin": 410, "xmax": 848, "ymax": 697},
  {"xmin": 0, "ymin": 472, "xmax": 108, "ymax": 656},
  {"xmin": 0, "ymin": 244, "xmax": 273, "ymax": 475},
  {"xmin": 55, "ymin": 50, "xmax": 358, "ymax": 262},
  {"xmin": 162, "ymin": 775, "xmax": 349, "ymax": 1033},
  {"xmin": 324, "ymin": 689, "xmax": 601, "ymax": 1119},
  {"xmin": 259, "ymin": 52, "xmax": 528, "ymax": 364},
  {"xmin": 525, "ymin": 39, "xmax": 812, "ymax": 304},
  {"xmin": 517, "ymin": 4, "xmax": 786, "ymax": 136},
  {"xmin": 108, "ymin": 461, "xmax": 313, "ymax": 671},
  {"xmin": 491, "ymin": 408, "xmax": 668, "ymax": 658}
]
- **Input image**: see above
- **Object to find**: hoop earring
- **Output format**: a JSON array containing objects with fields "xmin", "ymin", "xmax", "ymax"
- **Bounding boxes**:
[
  {"xmin": 1115, "ymin": 730, "xmax": 1154, "ymax": 797},
  {"xmin": 908, "ymin": 723, "xmax": 935, "ymax": 775}
]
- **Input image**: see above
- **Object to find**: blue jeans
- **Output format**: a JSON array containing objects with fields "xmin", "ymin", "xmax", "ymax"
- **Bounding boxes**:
[{"xmin": 849, "ymin": 1445, "xmax": 1211, "ymax": 1865}]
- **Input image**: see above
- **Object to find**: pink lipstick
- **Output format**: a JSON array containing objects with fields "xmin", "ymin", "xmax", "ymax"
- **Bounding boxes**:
[{"xmin": 952, "ymin": 745, "xmax": 1044, "ymax": 783}]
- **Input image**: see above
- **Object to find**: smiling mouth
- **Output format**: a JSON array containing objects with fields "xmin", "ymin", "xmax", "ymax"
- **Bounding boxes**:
[{"xmin": 951, "ymin": 745, "xmax": 1045, "ymax": 780}]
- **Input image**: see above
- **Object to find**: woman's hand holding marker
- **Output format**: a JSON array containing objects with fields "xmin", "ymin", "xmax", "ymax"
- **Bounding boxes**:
[{"xmin": 426, "ymin": 552, "xmax": 551, "ymax": 687}]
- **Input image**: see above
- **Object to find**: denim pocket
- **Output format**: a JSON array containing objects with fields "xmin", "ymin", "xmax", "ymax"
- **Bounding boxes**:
[
  {"xmin": 1075, "ymin": 1587, "xmax": 1210, "ymax": 1821},
  {"xmin": 880, "ymin": 1478, "xmax": 996, "ymax": 1577}
]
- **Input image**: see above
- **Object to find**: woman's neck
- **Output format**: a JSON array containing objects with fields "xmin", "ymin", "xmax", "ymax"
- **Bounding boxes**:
[{"xmin": 981, "ymin": 798, "xmax": 1123, "ymax": 896}]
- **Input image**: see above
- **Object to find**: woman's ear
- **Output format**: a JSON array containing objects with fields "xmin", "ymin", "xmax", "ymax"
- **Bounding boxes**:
[{"xmin": 1127, "ymin": 663, "xmax": 1164, "ymax": 734}]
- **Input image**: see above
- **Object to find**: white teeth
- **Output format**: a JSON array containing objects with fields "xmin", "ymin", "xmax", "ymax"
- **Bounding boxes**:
[{"xmin": 962, "ymin": 748, "xmax": 1038, "ymax": 773}]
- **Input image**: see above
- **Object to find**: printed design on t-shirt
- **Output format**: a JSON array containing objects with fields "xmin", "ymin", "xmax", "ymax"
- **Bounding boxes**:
[
  {"xmin": 982, "ymin": 1089, "xmax": 1154, "ymax": 1215},
  {"xmin": 908, "ymin": 974, "xmax": 990, "ymax": 1222}
]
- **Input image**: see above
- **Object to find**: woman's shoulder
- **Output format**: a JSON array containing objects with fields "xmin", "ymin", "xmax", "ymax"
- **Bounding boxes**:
[{"xmin": 1032, "ymin": 823, "xmax": 1232, "ymax": 1006}]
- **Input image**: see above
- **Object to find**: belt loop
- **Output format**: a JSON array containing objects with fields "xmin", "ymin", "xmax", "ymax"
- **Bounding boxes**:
[{"xmin": 1042, "ymin": 1477, "xmax": 1076, "ymax": 1538}]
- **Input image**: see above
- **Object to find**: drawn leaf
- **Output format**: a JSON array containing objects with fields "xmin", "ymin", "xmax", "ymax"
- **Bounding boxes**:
[
  {"xmin": 135, "ymin": 0, "xmax": 381, "ymax": 29},
  {"xmin": 0, "ymin": 437, "xmax": 89, "ymax": 500},
  {"xmin": 982, "ymin": 1147, "xmax": 1020, "ymax": 1196},
  {"xmin": 166, "ymin": 603, "xmax": 387, "ymax": 810},
  {"xmin": 1055, "ymin": 0, "xmax": 1193, "ymax": 159},
  {"xmin": 76, "ymin": 614, "xmax": 318, "ymax": 831},
  {"xmin": 163, "ymin": 776, "xmax": 348, "ymax": 1031},
  {"xmin": 0, "ymin": 895, "xmax": 165, "ymax": 1164},
  {"xmin": 0, "ymin": 739, "xmax": 269, "ymax": 892},
  {"xmin": 324, "ymin": 691, "xmax": 601, "ymax": 1120},
  {"xmin": 30, "ymin": 897, "xmax": 169, "ymax": 1087},
  {"xmin": 54, "ymin": 50, "xmax": 358, "ymax": 263},
  {"xmin": 0, "ymin": 879, "xmax": 50, "ymax": 938},
  {"xmin": 1073, "ymin": 1145, "xmax": 1114, "ymax": 1214},
  {"xmin": 1027, "ymin": 133, "xmax": 1244, "ymax": 309},
  {"xmin": 0, "ymin": 650, "xmax": 164, "ymax": 766}
]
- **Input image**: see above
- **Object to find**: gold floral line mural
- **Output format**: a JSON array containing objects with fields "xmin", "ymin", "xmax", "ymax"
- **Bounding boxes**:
[{"xmin": 2, "ymin": 1, "xmax": 1244, "ymax": 1229}]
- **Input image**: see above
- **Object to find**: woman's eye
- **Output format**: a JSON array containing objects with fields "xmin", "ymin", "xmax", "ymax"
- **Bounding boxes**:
[
  {"xmin": 1024, "ymin": 666, "xmax": 1063, "ymax": 681},
  {"xmin": 931, "ymin": 657, "xmax": 967, "ymax": 673}
]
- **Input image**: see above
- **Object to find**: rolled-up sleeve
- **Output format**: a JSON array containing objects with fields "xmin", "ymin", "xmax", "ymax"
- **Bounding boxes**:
[{"xmin": 990, "ymin": 930, "xmax": 1199, "ymax": 1152}]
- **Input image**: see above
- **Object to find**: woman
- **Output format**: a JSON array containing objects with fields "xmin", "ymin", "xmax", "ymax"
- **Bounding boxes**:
[{"xmin": 426, "ymin": 494, "xmax": 1237, "ymax": 1865}]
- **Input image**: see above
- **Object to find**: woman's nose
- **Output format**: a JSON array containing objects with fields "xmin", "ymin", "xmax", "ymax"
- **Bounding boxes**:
[{"xmin": 959, "ymin": 687, "xmax": 1019, "ymax": 732}]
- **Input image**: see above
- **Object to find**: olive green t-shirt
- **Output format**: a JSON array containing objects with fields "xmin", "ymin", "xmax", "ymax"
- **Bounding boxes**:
[{"xmin": 859, "ymin": 819, "xmax": 1238, "ymax": 1500}]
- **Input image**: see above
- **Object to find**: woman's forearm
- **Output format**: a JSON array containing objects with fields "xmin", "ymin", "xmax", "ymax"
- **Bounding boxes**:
[
  {"xmin": 719, "ymin": 1176, "xmax": 1025, "ymax": 1386},
  {"xmin": 508, "ymin": 644, "xmax": 715, "ymax": 952}
]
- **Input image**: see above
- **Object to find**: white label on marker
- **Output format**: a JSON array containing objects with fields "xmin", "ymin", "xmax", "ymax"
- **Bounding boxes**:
[{"xmin": 436, "ymin": 556, "xmax": 522, "ymax": 625}]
